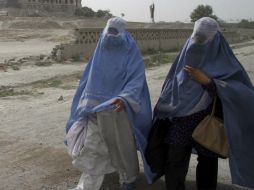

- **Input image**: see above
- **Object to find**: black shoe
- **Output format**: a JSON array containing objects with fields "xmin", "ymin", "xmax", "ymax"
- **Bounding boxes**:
[{"xmin": 120, "ymin": 182, "xmax": 135, "ymax": 190}]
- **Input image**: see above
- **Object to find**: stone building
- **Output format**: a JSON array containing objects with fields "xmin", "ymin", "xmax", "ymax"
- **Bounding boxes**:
[{"xmin": 0, "ymin": 0, "xmax": 82, "ymax": 16}]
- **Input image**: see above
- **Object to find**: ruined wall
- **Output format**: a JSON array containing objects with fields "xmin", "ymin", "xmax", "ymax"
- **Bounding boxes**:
[
  {"xmin": 0, "ymin": 0, "xmax": 5, "ymax": 8},
  {"xmin": 58, "ymin": 28, "xmax": 193, "ymax": 60},
  {"xmin": 5, "ymin": 0, "xmax": 20, "ymax": 8},
  {"xmin": 0, "ymin": 0, "xmax": 82, "ymax": 16},
  {"xmin": 22, "ymin": 0, "xmax": 81, "ymax": 16},
  {"xmin": 53, "ymin": 28, "xmax": 241, "ymax": 61},
  {"xmin": 129, "ymin": 28, "xmax": 192, "ymax": 52},
  {"xmin": 0, "ymin": 0, "xmax": 20, "ymax": 8}
]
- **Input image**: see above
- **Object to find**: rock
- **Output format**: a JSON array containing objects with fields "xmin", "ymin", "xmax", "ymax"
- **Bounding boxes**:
[
  {"xmin": 40, "ymin": 54, "xmax": 45, "ymax": 60},
  {"xmin": 57, "ymin": 95, "xmax": 64, "ymax": 101}
]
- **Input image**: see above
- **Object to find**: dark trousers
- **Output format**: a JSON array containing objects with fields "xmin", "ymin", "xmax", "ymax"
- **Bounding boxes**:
[{"xmin": 164, "ymin": 144, "xmax": 218, "ymax": 190}]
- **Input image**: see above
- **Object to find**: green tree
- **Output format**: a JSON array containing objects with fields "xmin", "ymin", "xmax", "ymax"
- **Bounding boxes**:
[
  {"xmin": 96, "ymin": 9, "xmax": 112, "ymax": 18},
  {"xmin": 238, "ymin": 19, "xmax": 254, "ymax": 29},
  {"xmin": 190, "ymin": 5, "xmax": 218, "ymax": 22},
  {"xmin": 75, "ymin": 6, "xmax": 113, "ymax": 18},
  {"xmin": 75, "ymin": 6, "xmax": 95, "ymax": 17}
]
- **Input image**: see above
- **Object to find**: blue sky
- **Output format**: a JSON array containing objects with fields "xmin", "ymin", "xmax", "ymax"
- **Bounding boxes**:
[{"xmin": 81, "ymin": 0, "xmax": 254, "ymax": 23}]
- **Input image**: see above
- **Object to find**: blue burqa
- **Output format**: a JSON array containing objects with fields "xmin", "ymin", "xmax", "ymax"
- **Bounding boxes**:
[
  {"xmin": 155, "ymin": 32, "xmax": 254, "ymax": 188},
  {"xmin": 66, "ymin": 29, "xmax": 154, "ymax": 183}
]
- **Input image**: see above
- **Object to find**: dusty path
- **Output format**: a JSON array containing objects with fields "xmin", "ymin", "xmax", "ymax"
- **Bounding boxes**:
[
  {"xmin": 0, "ymin": 63, "xmax": 84, "ymax": 87},
  {"xmin": 0, "ymin": 39, "xmax": 56, "ymax": 62},
  {"xmin": 0, "ymin": 29, "xmax": 73, "ymax": 62},
  {"xmin": 0, "ymin": 41, "xmax": 254, "ymax": 190}
]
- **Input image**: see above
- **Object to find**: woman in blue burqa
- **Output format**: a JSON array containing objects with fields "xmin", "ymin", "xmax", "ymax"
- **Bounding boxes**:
[
  {"xmin": 152, "ymin": 17, "xmax": 254, "ymax": 190},
  {"xmin": 65, "ymin": 17, "xmax": 154, "ymax": 190}
]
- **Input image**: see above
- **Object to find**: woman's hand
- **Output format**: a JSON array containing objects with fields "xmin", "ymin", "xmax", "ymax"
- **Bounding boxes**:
[
  {"xmin": 111, "ymin": 98, "xmax": 125, "ymax": 112},
  {"xmin": 184, "ymin": 65, "xmax": 211, "ymax": 85}
]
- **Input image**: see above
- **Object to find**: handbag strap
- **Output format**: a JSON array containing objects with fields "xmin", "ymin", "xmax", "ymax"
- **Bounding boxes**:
[{"xmin": 211, "ymin": 96, "xmax": 217, "ymax": 116}]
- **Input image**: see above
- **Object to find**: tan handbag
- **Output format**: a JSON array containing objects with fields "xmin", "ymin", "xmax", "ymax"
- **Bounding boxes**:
[{"xmin": 192, "ymin": 97, "xmax": 229, "ymax": 158}]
